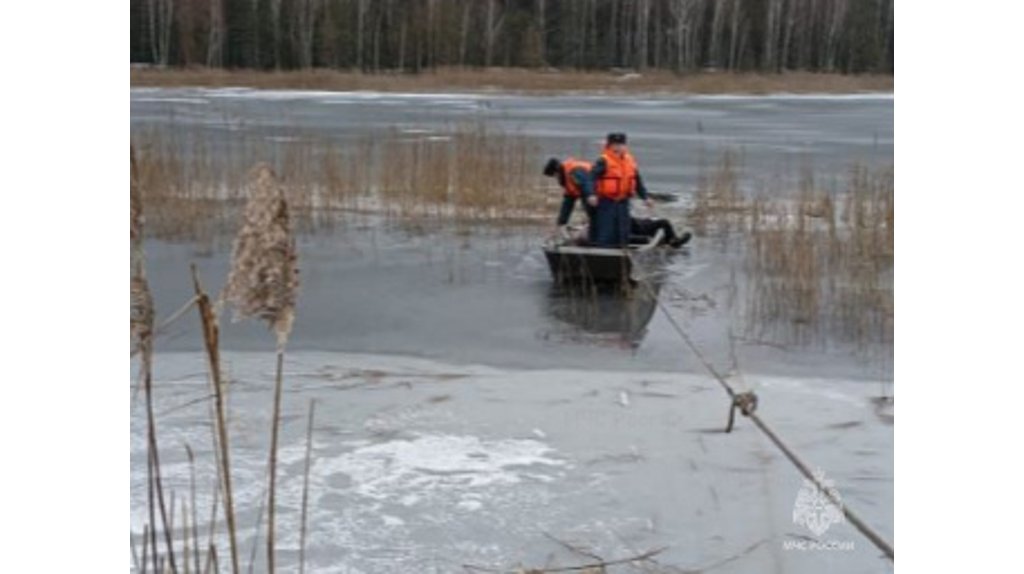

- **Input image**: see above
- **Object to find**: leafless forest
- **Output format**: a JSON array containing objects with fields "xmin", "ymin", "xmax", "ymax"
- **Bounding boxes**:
[{"xmin": 132, "ymin": 0, "xmax": 893, "ymax": 74}]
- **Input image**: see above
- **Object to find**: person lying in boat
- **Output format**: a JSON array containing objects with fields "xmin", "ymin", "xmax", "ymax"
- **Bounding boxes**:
[
  {"xmin": 544, "ymin": 157, "xmax": 597, "ymax": 242},
  {"xmin": 631, "ymin": 217, "xmax": 693, "ymax": 248},
  {"xmin": 556, "ymin": 217, "xmax": 692, "ymax": 249}
]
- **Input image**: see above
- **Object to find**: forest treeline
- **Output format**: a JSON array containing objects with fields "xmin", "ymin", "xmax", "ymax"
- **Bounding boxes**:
[{"xmin": 131, "ymin": 0, "xmax": 893, "ymax": 75}]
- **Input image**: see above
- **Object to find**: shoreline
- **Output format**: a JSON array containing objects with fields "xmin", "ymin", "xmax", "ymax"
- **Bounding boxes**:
[{"xmin": 131, "ymin": 67, "xmax": 893, "ymax": 96}]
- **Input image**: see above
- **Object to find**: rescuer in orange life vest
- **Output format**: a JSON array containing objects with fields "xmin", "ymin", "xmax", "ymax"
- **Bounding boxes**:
[
  {"xmin": 590, "ymin": 133, "xmax": 655, "ymax": 247},
  {"xmin": 543, "ymin": 157, "xmax": 597, "ymax": 242},
  {"xmin": 545, "ymin": 151, "xmax": 692, "ymax": 248}
]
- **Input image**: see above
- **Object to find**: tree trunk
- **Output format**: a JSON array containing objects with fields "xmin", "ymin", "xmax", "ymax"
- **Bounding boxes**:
[
  {"xmin": 728, "ymin": 0, "xmax": 742, "ymax": 70},
  {"xmin": 781, "ymin": 0, "xmax": 797, "ymax": 70},
  {"xmin": 709, "ymin": 0, "xmax": 726, "ymax": 68},
  {"xmin": 207, "ymin": 0, "xmax": 224, "ymax": 67},
  {"xmin": 824, "ymin": 0, "xmax": 847, "ymax": 72},
  {"xmin": 636, "ymin": 0, "xmax": 651, "ymax": 69},
  {"xmin": 765, "ymin": 0, "xmax": 784, "ymax": 72},
  {"xmin": 399, "ymin": 20, "xmax": 407, "ymax": 72},
  {"xmin": 297, "ymin": 0, "xmax": 318, "ymax": 69},
  {"xmin": 426, "ymin": 0, "xmax": 436, "ymax": 70},
  {"xmin": 670, "ymin": 0, "xmax": 691, "ymax": 72},
  {"xmin": 883, "ymin": 0, "xmax": 893, "ymax": 72},
  {"xmin": 372, "ymin": 6, "xmax": 382, "ymax": 71},
  {"xmin": 357, "ymin": 0, "xmax": 368, "ymax": 70},
  {"xmin": 485, "ymin": 0, "xmax": 505, "ymax": 68},
  {"xmin": 148, "ymin": 0, "xmax": 174, "ymax": 66},
  {"xmin": 460, "ymin": 2, "xmax": 471, "ymax": 67},
  {"xmin": 537, "ymin": 0, "xmax": 547, "ymax": 66}
]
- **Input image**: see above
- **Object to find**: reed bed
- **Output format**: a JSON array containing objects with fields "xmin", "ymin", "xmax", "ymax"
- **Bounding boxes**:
[
  {"xmin": 691, "ymin": 156, "xmax": 894, "ymax": 353},
  {"xmin": 688, "ymin": 151, "xmax": 748, "ymax": 237},
  {"xmin": 132, "ymin": 121, "xmax": 548, "ymax": 243}
]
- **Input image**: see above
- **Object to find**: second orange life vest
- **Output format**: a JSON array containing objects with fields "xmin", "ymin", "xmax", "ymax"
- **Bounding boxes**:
[{"xmin": 561, "ymin": 159, "xmax": 592, "ymax": 199}]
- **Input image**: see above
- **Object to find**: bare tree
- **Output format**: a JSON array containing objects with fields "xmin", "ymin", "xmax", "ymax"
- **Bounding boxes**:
[
  {"xmin": 709, "ymin": 0, "xmax": 727, "ymax": 68},
  {"xmin": 537, "ymin": 0, "xmax": 547, "ymax": 66},
  {"xmin": 764, "ymin": 0, "xmax": 785, "ymax": 71},
  {"xmin": 484, "ymin": 0, "xmax": 505, "ymax": 68},
  {"xmin": 883, "ymin": 0, "xmax": 893, "ymax": 71},
  {"xmin": 131, "ymin": 0, "xmax": 894, "ymax": 74},
  {"xmin": 636, "ymin": 0, "xmax": 652, "ymax": 69},
  {"xmin": 670, "ymin": 0, "xmax": 690, "ymax": 71},
  {"xmin": 728, "ymin": 0, "xmax": 743, "ymax": 70},
  {"xmin": 357, "ymin": 0, "xmax": 369, "ymax": 70},
  {"xmin": 148, "ymin": 0, "xmax": 175, "ymax": 66},
  {"xmin": 460, "ymin": 1, "xmax": 472, "ymax": 67},
  {"xmin": 425, "ymin": 0, "xmax": 437, "ymax": 69},
  {"xmin": 824, "ymin": 0, "xmax": 848, "ymax": 71},
  {"xmin": 206, "ymin": 0, "xmax": 224, "ymax": 67},
  {"xmin": 781, "ymin": 0, "xmax": 799, "ymax": 70},
  {"xmin": 296, "ymin": 0, "xmax": 319, "ymax": 69}
]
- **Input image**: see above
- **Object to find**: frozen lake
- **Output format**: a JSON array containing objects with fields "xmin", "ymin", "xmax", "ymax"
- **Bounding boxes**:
[
  {"xmin": 131, "ymin": 89, "xmax": 893, "ymax": 573},
  {"xmin": 131, "ymin": 88, "xmax": 893, "ymax": 186}
]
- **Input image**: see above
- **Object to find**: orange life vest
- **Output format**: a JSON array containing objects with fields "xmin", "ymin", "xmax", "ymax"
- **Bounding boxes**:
[
  {"xmin": 595, "ymin": 147, "xmax": 639, "ymax": 202},
  {"xmin": 561, "ymin": 159, "xmax": 592, "ymax": 199}
]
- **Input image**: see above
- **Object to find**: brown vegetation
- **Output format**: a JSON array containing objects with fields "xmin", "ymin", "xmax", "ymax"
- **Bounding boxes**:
[
  {"xmin": 225, "ymin": 165, "xmax": 300, "ymax": 339},
  {"xmin": 132, "ymin": 68, "xmax": 894, "ymax": 95},
  {"xmin": 224, "ymin": 166, "xmax": 301, "ymax": 573},
  {"xmin": 691, "ymin": 157, "xmax": 894, "ymax": 353},
  {"xmin": 133, "ymin": 147, "xmax": 309, "ymax": 573},
  {"xmin": 132, "ymin": 122, "xmax": 549, "ymax": 242}
]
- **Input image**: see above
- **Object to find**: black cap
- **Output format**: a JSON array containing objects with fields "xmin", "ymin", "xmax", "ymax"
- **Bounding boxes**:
[
  {"xmin": 543, "ymin": 158, "xmax": 562, "ymax": 177},
  {"xmin": 607, "ymin": 133, "xmax": 628, "ymax": 145}
]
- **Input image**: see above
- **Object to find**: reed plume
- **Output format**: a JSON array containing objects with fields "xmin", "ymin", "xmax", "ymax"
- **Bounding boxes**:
[{"xmin": 225, "ymin": 164, "xmax": 299, "ymax": 342}]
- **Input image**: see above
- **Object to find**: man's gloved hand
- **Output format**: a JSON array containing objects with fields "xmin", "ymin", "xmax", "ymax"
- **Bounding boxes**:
[{"xmin": 587, "ymin": 196, "xmax": 599, "ymax": 208}]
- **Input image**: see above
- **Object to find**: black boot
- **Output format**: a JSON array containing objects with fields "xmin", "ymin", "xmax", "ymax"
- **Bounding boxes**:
[{"xmin": 669, "ymin": 232, "xmax": 693, "ymax": 249}]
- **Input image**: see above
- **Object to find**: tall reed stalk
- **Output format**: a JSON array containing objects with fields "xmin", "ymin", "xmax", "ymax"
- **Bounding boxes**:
[
  {"xmin": 190, "ymin": 267, "xmax": 242, "ymax": 574},
  {"xmin": 225, "ymin": 165, "xmax": 299, "ymax": 574},
  {"xmin": 132, "ymin": 145, "xmax": 179, "ymax": 574}
]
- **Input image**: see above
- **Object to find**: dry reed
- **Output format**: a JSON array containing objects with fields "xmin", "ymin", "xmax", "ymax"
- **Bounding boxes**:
[
  {"xmin": 131, "ymin": 278, "xmax": 154, "ymax": 356},
  {"xmin": 224, "ymin": 165, "xmax": 300, "ymax": 574},
  {"xmin": 298, "ymin": 400, "xmax": 316, "ymax": 574},
  {"xmin": 191, "ymin": 268, "xmax": 242, "ymax": 574},
  {"xmin": 132, "ymin": 145, "xmax": 180, "ymax": 574},
  {"xmin": 692, "ymin": 153, "xmax": 894, "ymax": 354},
  {"xmin": 225, "ymin": 165, "xmax": 299, "ymax": 341},
  {"xmin": 688, "ymin": 151, "xmax": 747, "ymax": 237},
  {"xmin": 132, "ymin": 122, "xmax": 548, "ymax": 242},
  {"xmin": 131, "ymin": 146, "xmax": 152, "ymax": 352}
]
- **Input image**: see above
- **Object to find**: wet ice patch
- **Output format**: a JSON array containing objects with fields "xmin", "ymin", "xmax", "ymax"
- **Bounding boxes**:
[{"xmin": 321, "ymin": 434, "xmax": 568, "ymax": 506}]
